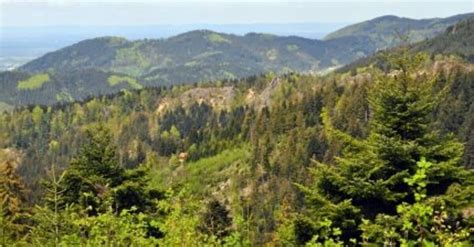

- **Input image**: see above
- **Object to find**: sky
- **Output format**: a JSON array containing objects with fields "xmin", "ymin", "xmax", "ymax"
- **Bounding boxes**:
[{"xmin": 1, "ymin": 0, "xmax": 473, "ymax": 27}]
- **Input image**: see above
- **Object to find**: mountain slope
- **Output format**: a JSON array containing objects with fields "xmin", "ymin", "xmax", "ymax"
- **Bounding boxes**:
[
  {"xmin": 337, "ymin": 17, "xmax": 474, "ymax": 73},
  {"xmin": 20, "ymin": 31, "xmax": 351, "ymax": 80},
  {"xmin": 0, "ymin": 69, "xmax": 143, "ymax": 106},
  {"xmin": 21, "ymin": 14, "xmax": 473, "ymax": 80},
  {"xmin": 412, "ymin": 18, "xmax": 474, "ymax": 61},
  {"xmin": 1, "ymin": 14, "xmax": 471, "ymax": 108},
  {"xmin": 324, "ymin": 13, "xmax": 474, "ymax": 50},
  {"xmin": 1, "ymin": 54, "xmax": 473, "ymax": 244},
  {"xmin": 20, "ymin": 37, "xmax": 129, "ymax": 74}
]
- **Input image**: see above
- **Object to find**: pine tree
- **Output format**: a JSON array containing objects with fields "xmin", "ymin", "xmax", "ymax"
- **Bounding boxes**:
[
  {"xmin": 29, "ymin": 164, "xmax": 74, "ymax": 246},
  {"xmin": 61, "ymin": 125, "xmax": 161, "ymax": 216},
  {"xmin": 296, "ymin": 51, "xmax": 473, "ymax": 244},
  {"xmin": 61, "ymin": 125, "xmax": 124, "ymax": 212}
]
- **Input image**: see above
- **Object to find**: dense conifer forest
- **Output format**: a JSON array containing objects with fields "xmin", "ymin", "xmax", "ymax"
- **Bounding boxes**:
[{"xmin": 1, "ymin": 48, "xmax": 473, "ymax": 245}]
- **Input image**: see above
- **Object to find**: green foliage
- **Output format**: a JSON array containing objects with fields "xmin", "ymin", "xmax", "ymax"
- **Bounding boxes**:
[
  {"xmin": 396, "ymin": 158, "xmax": 471, "ymax": 246},
  {"xmin": 25, "ymin": 129, "xmax": 164, "ymax": 245},
  {"xmin": 2, "ymin": 15, "xmax": 471, "ymax": 107},
  {"xmin": 207, "ymin": 33, "xmax": 231, "ymax": 44},
  {"xmin": 60, "ymin": 125, "xmax": 161, "ymax": 217},
  {"xmin": 295, "ymin": 51, "xmax": 473, "ymax": 245},
  {"xmin": 62, "ymin": 125, "xmax": 124, "ymax": 207},
  {"xmin": 113, "ymin": 44, "xmax": 152, "ymax": 76},
  {"xmin": 0, "ymin": 49, "xmax": 473, "ymax": 246},
  {"xmin": 361, "ymin": 158, "xmax": 472, "ymax": 246},
  {"xmin": 155, "ymin": 189, "xmax": 206, "ymax": 246},
  {"xmin": 29, "ymin": 204, "xmax": 77, "ymax": 246},
  {"xmin": 107, "ymin": 75, "xmax": 143, "ymax": 89},
  {"xmin": 1, "ymin": 69, "xmax": 145, "ymax": 106},
  {"xmin": 17, "ymin": 73, "xmax": 50, "ymax": 90},
  {"xmin": 154, "ymin": 189, "xmax": 246, "ymax": 247},
  {"xmin": 30, "ymin": 204, "xmax": 160, "ymax": 246},
  {"xmin": 29, "ymin": 164, "xmax": 69, "ymax": 246},
  {"xmin": 180, "ymin": 146, "xmax": 250, "ymax": 194},
  {"xmin": 55, "ymin": 91, "xmax": 74, "ymax": 103},
  {"xmin": 0, "ymin": 203, "xmax": 15, "ymax": 247},
  {"xmin": 61, "ymin": 207, "xmax": 160, "ymax": 246},
  {"xmin": 324, "ymin": 13, "xmax": 472, "ymax": 49},
  {"xmin": 286, "ymin": 44, "xmax": 299, "ymax": 52},
  {"xmin": 413, "ymin": 18, "xmax": 474, "ymax": 62}
]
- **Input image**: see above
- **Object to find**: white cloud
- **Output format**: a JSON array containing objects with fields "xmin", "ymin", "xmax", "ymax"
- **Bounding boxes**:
[{"xmin": 1, "ymin": 0, "xmax": 471, "ymax": 27}]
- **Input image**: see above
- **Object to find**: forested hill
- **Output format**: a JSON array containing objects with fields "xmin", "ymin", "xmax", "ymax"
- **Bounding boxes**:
[
  {"xmin": 412, "ymin": 17, "xmax": 474, "ymax": 61},
  {"xmin": 0, "ymin": 69, "xmax": 144, "ymax": 107},
  {"xmin": 18, "ymin": 31, "xmax": 362, "ymax": 77},
  {"xmin": 22, "ymin": 13, "xmax": 473, "ymax": 77},
  {"xmin": 338, "ymin": 17, "xmax": 474, "ymax": 73},
  {"xmin": 0, "ymin": 14, "xmax": 471, "ymax": 109},
  {"xmin": 324, "ymin": 12, "xmax": 473, "ymax": 49}
]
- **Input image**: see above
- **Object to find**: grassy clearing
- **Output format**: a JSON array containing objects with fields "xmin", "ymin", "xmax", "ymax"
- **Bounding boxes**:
[
  {"xmin": 286, "ymin": 44, "xmax": 299, "ymax": 52},
  {"xmin": 17, "ymin": 73, "xmax": 50, "ymax": 90},
  {"xmin": 149, "ymin": 145, "xmax": 250, "ymax": 194},
  {"xmin": 187, "ymin": 146, "xmax": 248, "ymax": 179},
  {"xmin": 107, "ymin": 75, "xmax": 143, "ymax": 89},
  {"xmin": 207, "ymin": 33, "xmax": 231, "ymax": 44}
]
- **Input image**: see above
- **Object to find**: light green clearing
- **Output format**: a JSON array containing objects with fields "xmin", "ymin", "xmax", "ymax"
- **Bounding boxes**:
[
  {"xmin": 17, "ymin": 74, "xmax": 50, "ymax": 90},
  {"xmin": 107, "ymin": 75, "xmax": 143, "ymax": 90},
  {"xmin": 207, "ymin": 33, "xmax": 231, "ymax": 44},
  {"xmin": 286, "ymin": 44, "xmax": 299, "ymax": 52},
  {"xmin": 114, "ymin": 45, "xmax": 151, "ymax": 76},
  {"xmin": 192, "ymin": 51, "xmax": 222, "ymax": 60},
  {"xmin": 184, "ymin": 145, "xmax": 250, "ymax": 194},
  {"xmin": 149, "ymin": 145, "xmax": 250, "ymax": 194}
]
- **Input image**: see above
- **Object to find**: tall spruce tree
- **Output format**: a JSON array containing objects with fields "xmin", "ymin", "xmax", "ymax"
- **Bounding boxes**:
[
  {"xmin": 61, "ymin": 125, "xmax": 161, "ymax": 216},
  {"xmin": 296, "ymin": 51, "xmax": 473, "ymax": 245},
  {"xmin": 61, "ymin": 125, "xmax": 124, "ymax": 212}
]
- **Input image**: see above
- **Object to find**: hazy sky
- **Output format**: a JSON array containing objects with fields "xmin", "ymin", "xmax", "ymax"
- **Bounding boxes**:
[{"xmin": 1, "ymin": 0, "xmax": 473, "ymax": 27}]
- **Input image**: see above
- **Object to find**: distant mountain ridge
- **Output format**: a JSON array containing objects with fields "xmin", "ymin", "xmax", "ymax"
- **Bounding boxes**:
[
  {"xmin": 337, "ymin": 17, "xmax": 474, "ymax": 73},
  {"xmin": 0, "ymin": 22, "xmax": 347, "ymax": 70},
  {"xmin": 21, "ymin": 13, "xmax": 473, "ymax": 81},
  {"xmin": 1, "ymin": 13, "xmax": 472, "ymax": 108},
  {"xmin": 324, "ymin": 13, "xmax": 474, "ymax": 49},
  {"xmin": 20, "ymin": 31, "xmax": 355, "ymax": 79},
  {"xmin": 412, "ymin": 18, "xmax": 474, "ymax": 61}
]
